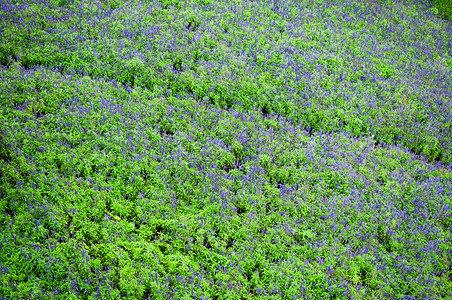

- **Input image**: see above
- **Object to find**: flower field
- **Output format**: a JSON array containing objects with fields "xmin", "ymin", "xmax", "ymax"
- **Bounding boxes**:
[{"xmin": 0, "ymin": 0, "xmax": 452, "ymax": 299}]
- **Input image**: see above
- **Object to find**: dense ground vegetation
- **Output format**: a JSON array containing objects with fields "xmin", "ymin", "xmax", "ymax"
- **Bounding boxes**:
[{"xmin": 0, "ymin": 0, "xmax": 452, "ymax": 299}]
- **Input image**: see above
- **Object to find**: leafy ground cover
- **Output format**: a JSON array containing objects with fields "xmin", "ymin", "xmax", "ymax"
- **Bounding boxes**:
[{"xmin": 0, "ymin": 0, "xmax": 452, "ymax": 299}]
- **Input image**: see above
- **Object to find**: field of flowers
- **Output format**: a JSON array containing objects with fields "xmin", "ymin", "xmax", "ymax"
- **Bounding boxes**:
[{"xmin": 1, "ymin": 0, "xmax": 452, "ymax": 299}]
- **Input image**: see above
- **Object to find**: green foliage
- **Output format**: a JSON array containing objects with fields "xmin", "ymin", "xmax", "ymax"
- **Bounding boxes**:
[
  {"xmin": 0, "ymin": 0, "xmax": 451, "ymax": 299},
  {"xmin": 431, "ymin": 0, "xmax": 452, "ymax": 21}
]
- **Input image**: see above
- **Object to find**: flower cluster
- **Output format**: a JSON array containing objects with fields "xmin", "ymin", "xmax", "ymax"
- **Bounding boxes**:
[{"xmin": 0, "ymin": 0, "xmax": 451, "ymax": 299}]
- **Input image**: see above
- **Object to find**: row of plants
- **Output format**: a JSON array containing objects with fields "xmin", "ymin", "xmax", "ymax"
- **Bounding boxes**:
[{"xmin": 0, "ymin": 0, "xmax": 451, "ymax": 299}]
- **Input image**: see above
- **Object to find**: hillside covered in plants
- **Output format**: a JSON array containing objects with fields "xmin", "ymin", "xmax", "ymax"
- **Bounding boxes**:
[{"xmin": 0, "ymin": 0, "xmax": 452, "ymax": 299}]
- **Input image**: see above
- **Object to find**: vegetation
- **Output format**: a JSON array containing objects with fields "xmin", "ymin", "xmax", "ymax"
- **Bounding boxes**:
[{"xmin": 0, "ymin": 0, "xmax": 451, "ymax": 299}]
